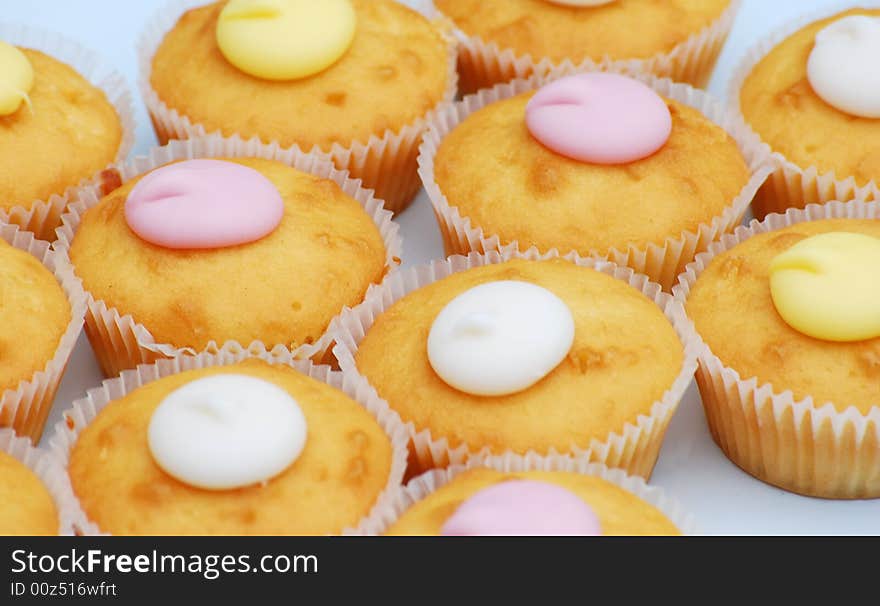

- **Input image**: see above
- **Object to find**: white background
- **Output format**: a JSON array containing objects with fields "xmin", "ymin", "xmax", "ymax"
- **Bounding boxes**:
[{"xmin": 7, "ymin": 0, "xmax": 880, "ymax": 534}]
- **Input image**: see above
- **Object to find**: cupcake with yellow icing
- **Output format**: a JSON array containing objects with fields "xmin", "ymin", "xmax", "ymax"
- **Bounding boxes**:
[
  {"xmin": 333, "ymin": 250, "xmax": 697, "ymax": 479},
  {"xmin": 0, "ymin": 224, "xmax": 84, "ymax": 441},
  {"xmin": 731, "ymin": 8, "xmax": 880, "ymax": 220},
  {"xmin": 49, "ymin": 349, "xmax": 409, "ymax": 536},
  {"xmin": 0, "ymin": 429, "xmax": 73, "ymax": 536},
  {"xmin": 436, "ymin": 0, "xmax": 739, "ymax": 94},
  {"xmin": 139, "ymin": 0, "xmax": 457, "ymax": 214},
  {"xmin": 54, "ymin": 136, "xmax": 400, "ymax": 378},
  {"xmin": 355, "ymin": 455, "xmax": 692, "ymax": 536},
  {"xmin": 421, "ymin": 69, "xmax": 770, "ymax": 290},
  {"xmin": 0, "ymin": 24, "xmax": 134, "ymax": 242},
  {"xmin": 675, "ymin": 199, "xmax": 880, "ymax": 499}
]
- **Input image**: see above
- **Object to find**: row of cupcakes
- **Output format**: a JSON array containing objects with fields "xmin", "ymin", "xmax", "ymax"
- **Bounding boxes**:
[
  {"xmin": 326, "ymin": 198, "xmax": 880, "ymax": 501},
  {"xmin": 419, "ymin": 2, "xmax": 880, "ymax": 288},
  {"xmin": 4, "ymin": 70, "xmax": 880, "ymax": 502},
  {"xmin": 0, "ymin": 0, "xmax": 865, "ymax": 532},
  {"xmin": 137, "ymin": 0, "xmax": 742, "ymax": 214},
  {"xmin": 3, "ymin": 2, "xmax": 879, "ymax": 245},
  {"xmin": 0, "ymin": 54, "xmax": 774, "ymax": 441},
  {"xmin": 0, "ymin": 0, "xmax": 459, "ymax": 244},
  {"xmin": 0, "ymin": 123, "xmax": 698, "ymax": 536},
  {"xmin": 1, "ymin": 347, "xmax": 693, "ymax": 536},
  {"xmin": 5, "ymin": 78, "xmax": 880, "ymax": 499},
  {"xmin": 103, "ymin": 0, "xmax": 880, "ymax": 218},
  {"xmin": 429, "ymin": 1, "xmax": 880, "ymax": 218},
  {"xmin": 0, "ymin": 135, "xmax": 403, "ymax": 445},
  {"xmin": 8, "ymin": 197, "xmax": 880, "ymax": 533},
  {"xmin": 7, "ymin": 196, "xmax": 879, "ymax": 536}
]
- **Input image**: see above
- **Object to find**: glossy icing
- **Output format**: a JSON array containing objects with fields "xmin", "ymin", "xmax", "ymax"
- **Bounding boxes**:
[
  {"xmin": 769, "ymin": 231, "xmax": 880, "ymax": 342},
  {"xmin": 807, "ymin": 15, "xmax": 880, "ymax": 119},
  {"xmin": 441, "ymin": 480, "xmax": 602, "ymax": 536},
  {"xmin": 148, "ymin": 374, "xmax": 308, "ymax": 490},
  {"xmin": 216, "ymin": 0, "xmax": 356, "ymax": 81},
  {"xmin": 525, "ymin": 73, "xmax": 672, "ymax": 165},
  {"xmin": 0, "ymin": 41, "xmax": 33, "ymax": 116},
  {"xmin": 427, "ymin": 280, "xmax": 575, "ymax": 397},
  {"xmin": 124, "ymin": 159, "xmax": 284, "ymax": 250}
]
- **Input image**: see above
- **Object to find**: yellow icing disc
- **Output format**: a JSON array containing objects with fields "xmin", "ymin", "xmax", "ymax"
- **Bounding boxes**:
[
  {"xmin": 769, "ymin": 231, "xmax": 880, "ymax": 342},
  {"xmin": 216, "ymin": 0, "xmax": 357, "ymax": 81},
  {"xmin": 0, "ymin": 41, "xmax": 34, "ymax": 116}
]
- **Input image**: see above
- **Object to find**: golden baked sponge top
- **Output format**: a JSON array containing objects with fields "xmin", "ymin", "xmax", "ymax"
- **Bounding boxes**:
[
  {"xmin": 0, "ymin": 450, "xmax": 58, "ymax": 536},
  {"xmin": 0, "ymin": 238, "xmax": 69, "ymax": 395},
  {"xmin": 436, "ymin": 0, "xmax": 729, "ymax": 64}
]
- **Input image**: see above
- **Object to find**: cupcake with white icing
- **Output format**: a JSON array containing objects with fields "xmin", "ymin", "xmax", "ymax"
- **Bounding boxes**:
[
  {"xmin": 50, "ymin": 349, "xmax": 409, "ymax": 536},
  {"xmin": 731, "ymin": 7, "xmax": 880, "ymax": 219},
  {"xmin": 333, "ymin": 250, "xmax": 697, "ymax": 478}
]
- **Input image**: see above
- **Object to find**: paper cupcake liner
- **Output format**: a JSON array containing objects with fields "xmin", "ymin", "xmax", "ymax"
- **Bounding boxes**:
[
  {"xmin": 0, "ymin": 23, "xmax": 136, "ymax": 243},
  {"xmin": 0, "ymin": 224, "xmax": 86, "ymax": 442},
  {"xmin": 727, "ymin": 1, "xmax": 880, "ymax": 221},
  {"xmin": 673, "ymin": 199, "xmax": 880, "ymax": 499},
  {"xmin": 331, "ymin": 248, "xmax": 699, "ymax": 480},
  {"xmin": 137, "ymin": 0, "xmax": 459, "ymax": 214},
  {"xmin": 440, "ymin": 0, "xmax": 740, "ymax": 95},
  {"xmin": 419, "ymin": 67, "xmax": 773, "ymax": 291},
  {"xmin": 351, "ymin": 453, "xmax": 696, "ymax": 536},
  {"xmin": 52, "ymin": 135, "xmax": 403, "ymax": 379},
  {"xmin": 46, "ymin": 345, "xmax": 411, "ymax": 536},
  {"xmin": 0, "ymin": 429, "xmax": 78, "ymax": 536}
]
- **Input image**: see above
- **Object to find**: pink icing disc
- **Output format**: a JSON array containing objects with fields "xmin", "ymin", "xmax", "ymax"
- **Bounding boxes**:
[
  {"xmin": 440, "ymin": 480, "xmax": 602, "ymax": 536},
  {"xmin": 124, "ymin": 159, "xmax": 285, "ymax": 250},
  {"xmin": 525, "ymin": 73, "xmax": 672, "ymax": 165}
]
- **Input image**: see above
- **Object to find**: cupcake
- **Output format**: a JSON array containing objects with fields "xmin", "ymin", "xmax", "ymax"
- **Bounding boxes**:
[
  {"xmin": 139, "ymin": 0, "xmax": 457, "ymax": 214},
  {"xmin": 731, "ymin": 8, "xmax": 880, "ymax": 220},
  {"xmin": 0, "ymin": 429, "xmax": 73, "ymax": 536},
  {"xmin": 0, "ymin": 224, "xmax": 84, "ymax": 441},
  {"xmin": 54, "ymin": 137, "xmax": 401, "ymax": 378},
  {"xmin": 356, "ymin": 454, "xmax": 692, "ymax": 536},
  {"xmin": 436, "ymin": 0, "xmax": 739, "ymax": 94},
  {"xmin": 333, "ymin": 250, "xmax": 697, "ymax": 478},
  {"xmin": 676, "ymin": 199, "xmax": 880, "ymax": 499},
  {"xmin": 49, "ymin": 350, "xmax": 409, "ymax": 536},
  {"xmin": 0, "ymin": 25, "xmax": 134, "ymax": 242},
  {"xmin": 421, "ymin": 70, "xmax": 770, "ymax": 290}
]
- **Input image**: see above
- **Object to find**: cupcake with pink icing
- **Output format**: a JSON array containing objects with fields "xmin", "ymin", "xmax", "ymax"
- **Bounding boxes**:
[
  {"xmin": 355, "ymin": 455, "xmax": 693, "ymax": 536},
  {"xmin": 54, "ymin": 137, "xmax": 400, "ymax": 378},
  {"xmin": 420, "ymin": 68, "xmax": 771, "ymax": 290}
]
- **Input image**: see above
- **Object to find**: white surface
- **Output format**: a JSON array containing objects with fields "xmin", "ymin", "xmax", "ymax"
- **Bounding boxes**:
[{"xmin": 7, "ymin": 0, "xmax": 879, "ymax": 534}]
